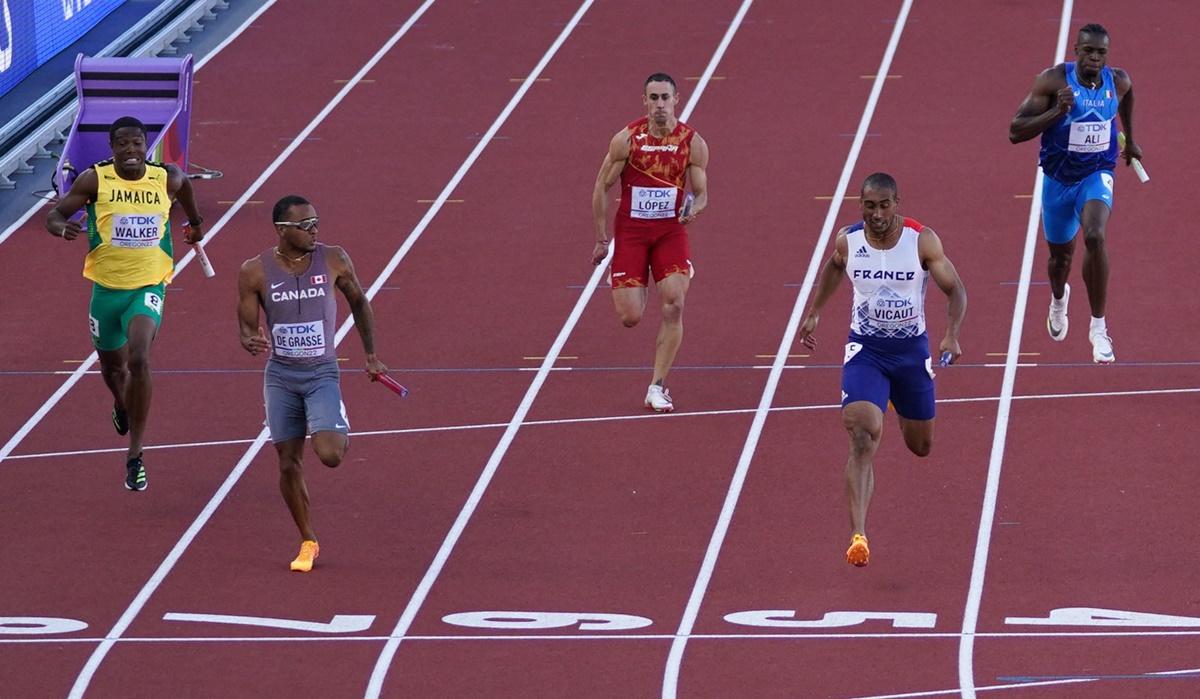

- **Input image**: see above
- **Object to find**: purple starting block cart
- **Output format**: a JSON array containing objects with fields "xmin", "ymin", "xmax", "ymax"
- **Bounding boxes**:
[{"xmin": 55, "ymin": 54, "xmax": 210, "ymax": 194}]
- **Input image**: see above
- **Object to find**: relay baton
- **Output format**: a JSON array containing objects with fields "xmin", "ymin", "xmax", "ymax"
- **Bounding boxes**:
[
  {"xmin": 1117, "ymin": 132, "xmax": 1149, "ymax": 183},
  {"xmin": 939, "ymin": 351, "xmax": 953, "ymax": 368},
  {"xmin": 680, "ymin": 192, "xmax": 695, "ymax": 220},
  {"xmin": 376, "ymin": 374, "xmax": 409, "ymax": 398},
  {"xmin": 192, "ymin": 243, "xmax": 216, "ymax": 278}
]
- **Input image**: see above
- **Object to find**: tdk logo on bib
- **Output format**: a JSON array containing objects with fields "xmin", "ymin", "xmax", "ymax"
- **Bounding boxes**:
[{"xmin": 111, "ymin": 214, "xmax": 162, "ymax": 248}]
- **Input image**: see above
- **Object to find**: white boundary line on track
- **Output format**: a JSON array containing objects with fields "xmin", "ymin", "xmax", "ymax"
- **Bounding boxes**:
[
  {"xmin": 853, "ymin": 665, "xmax": 1200, "ymax": 699},
  {"xmin": 362, "ymin": 3, "xmax": 751, "ymax": 695},
  {"xmin": 661, "ymin": 2, "xmax": 912, "ymax": 696},
  {"xmin": 14, "ymin": 630, "xmax": 1200, "ymax": 645},
  {"xmin": 956, "ymin": 2, "xmax": 1073, "ymax": 696},
  {"xmin": 7, "ymin": 384, "xmax": 1198, "ymax": 462},
  {"xmin": 0, "ymin": 0, "xmax": 280, "ymax": 246},
  {"xmin": 65, "ymin": 1, "xmax": 446, "ymax": 695}
]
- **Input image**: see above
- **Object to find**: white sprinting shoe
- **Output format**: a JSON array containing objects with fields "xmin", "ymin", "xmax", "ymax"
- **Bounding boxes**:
[
  {"xmin": 1047, "ymin": 283, "xmax": 1069, "ymax": 341},
  {"xmin": 644, "ymin": 384, "xmax": 674, "ymax": 413},
  {"xmin": 1090, "ymin": 329, "xmax": 1115, "ymax": 364}
]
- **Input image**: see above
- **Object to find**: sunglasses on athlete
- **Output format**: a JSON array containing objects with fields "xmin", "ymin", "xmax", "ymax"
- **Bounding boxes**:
[{"xmin": 274, "ymin": 217, "xmax": 319, "ymax": 232}]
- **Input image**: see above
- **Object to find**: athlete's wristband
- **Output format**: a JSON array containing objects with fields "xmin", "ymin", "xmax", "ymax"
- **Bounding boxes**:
[{"xmin": 187, "ymin": 217, "xmax": 204, "ymax": 227}]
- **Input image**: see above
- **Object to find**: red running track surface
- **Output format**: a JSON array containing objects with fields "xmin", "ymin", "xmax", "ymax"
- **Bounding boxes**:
[{"xmin": 1, "ymin": 1, "xmax": 1198, "ymax": 697}]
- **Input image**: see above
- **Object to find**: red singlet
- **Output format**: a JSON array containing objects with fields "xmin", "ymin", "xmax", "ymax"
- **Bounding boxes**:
[{"xmin": 611, "ymin": 117, "xmax": 697, "ymax": 288}]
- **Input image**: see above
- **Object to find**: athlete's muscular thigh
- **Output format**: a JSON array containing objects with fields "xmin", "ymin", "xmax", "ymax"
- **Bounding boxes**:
[
  {"xmin": 649, "ymin": 226, "xmax": 691, "ymax": 283},
  {"xmin": 897, "ymin": 416, "xmax": 933, "ymax": 457},
  {"xmin": 610, "ymin": 228, "xmax": 652, "ymax": 288}
]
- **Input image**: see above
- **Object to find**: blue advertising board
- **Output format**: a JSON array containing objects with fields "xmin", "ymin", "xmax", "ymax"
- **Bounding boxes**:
[{"xmin": 0, "ymin": 0, "xmax": 127, "ymax": 98}]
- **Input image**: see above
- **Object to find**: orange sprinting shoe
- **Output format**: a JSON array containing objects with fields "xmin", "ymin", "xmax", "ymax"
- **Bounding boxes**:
[
  {"xmin": 846, "ymin": 534, "xmax": 870, "ymax": 567},
  {"xmin": 290, "ymin": 540, "xmax": 319, "ymax": 572}
]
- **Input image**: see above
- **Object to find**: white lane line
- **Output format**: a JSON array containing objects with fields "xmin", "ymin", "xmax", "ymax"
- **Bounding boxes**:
[
  {"xmin": 65, "ymin": 2, "xmax": 447, "ymax": 695},
  {"xmin": 0, "ymin": 0, "xmax": 419, "ymax": 469},
  {"xmin": 853, "ymin": 664, "xmax": 1200, "ymax": 699},
  {"xmin": 661, "ymin": 2, "xmax": 913, "ymax": 696},
  {"xmin": 13, "ymin": 630, "xmax": 1200, "ymax": 646},
  {"xmin": 11, "ymin": 384, "xmax": 1197, "ymax": 462},
  {"xmin": 363, "ymin": 2, "xmax": 751, "ymax": 696},
  {"xmin": 0, "ymin": 0, "xmax": 280, "ymax": 247},
  {"xmin": 957, "ymin": 2, "xmax": 1073, "ymax": 697}
]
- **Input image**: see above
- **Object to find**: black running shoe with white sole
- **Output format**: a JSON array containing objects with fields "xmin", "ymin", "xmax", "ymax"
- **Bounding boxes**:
[{"xmin": 125, "ymin": 454, "xmax": 147, "ymax": 491}]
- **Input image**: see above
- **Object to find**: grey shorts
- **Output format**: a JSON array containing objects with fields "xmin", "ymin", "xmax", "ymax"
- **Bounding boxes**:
[{"xmin": 263, "ymin": 359, "xmax": 349, "ymax": 442}]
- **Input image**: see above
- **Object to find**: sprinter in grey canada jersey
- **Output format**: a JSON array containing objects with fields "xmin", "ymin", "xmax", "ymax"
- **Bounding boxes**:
[{"xmin": 237, "ymin": 194, "xmax": 388, "ymax": 572}]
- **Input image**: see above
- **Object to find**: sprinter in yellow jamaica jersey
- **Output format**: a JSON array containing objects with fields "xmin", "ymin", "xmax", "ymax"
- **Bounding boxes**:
[{"xmin": 46, "ymin": 116, "xmax": 205, "ymax": 492}]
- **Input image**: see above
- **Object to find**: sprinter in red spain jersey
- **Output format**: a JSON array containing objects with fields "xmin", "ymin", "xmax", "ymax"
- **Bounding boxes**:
[{"xmin": 592, "ymin": 72, "xmax": 709, "ymax": 413}]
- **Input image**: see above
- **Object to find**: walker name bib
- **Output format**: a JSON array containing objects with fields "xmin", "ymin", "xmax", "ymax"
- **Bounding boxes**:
[
  {"xmin": 110, "ymin": 213, "xmax": 164, "ymax": 248},
  {"xmin": 630, "ymin": 186, "xmax": 677, "ymax": 220},
  {"xmin": 1068, "ymin": 120, "xmax": 1111, "ymax": 153},
  {"xmin": 272, "ymin": 320, "xmax": 326, "ymax": 358}
]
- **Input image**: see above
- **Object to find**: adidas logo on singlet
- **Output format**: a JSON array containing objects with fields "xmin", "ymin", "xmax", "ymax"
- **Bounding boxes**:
[{"xmin": 854, "ymin": 245, "xmax": 871, "ymax": 259}]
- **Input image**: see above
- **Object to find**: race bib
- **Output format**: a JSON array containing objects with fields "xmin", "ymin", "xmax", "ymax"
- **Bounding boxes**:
[
  {"xmin": 868, "ymin": 294, "xmax": 918, "ymax": 328},
  {"xmin": 843, "ymin": 342, "xmax": 863, "ymax": 365},
  {"xmin": 144, "ymin": 292, "xmax": 163, "ymax": 314},
  {"xmin": 1068, "ymin": 120, "xmax": 1111, "ymax": 153},
  {"xmin": 272, "ymin": 320, "xmax": 326, "ymax": 358},
  {"xmin": 630, "ymin": 186, "xmax": 677, "ymax": 220},
  {"xmin": 110, "ymin": 213, "xmax": 163, "ymax": 248}
]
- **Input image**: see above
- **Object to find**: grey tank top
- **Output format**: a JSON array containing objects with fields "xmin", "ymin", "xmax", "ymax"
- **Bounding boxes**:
[{"xmin": 261, "ymin": 243, "xmax": 338, "ymax": 365}]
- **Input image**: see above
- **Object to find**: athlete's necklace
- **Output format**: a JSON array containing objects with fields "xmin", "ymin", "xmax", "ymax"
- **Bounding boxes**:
[{"xmin": 274, "ymin": 247, "xmax": 310, "ymax": 263}]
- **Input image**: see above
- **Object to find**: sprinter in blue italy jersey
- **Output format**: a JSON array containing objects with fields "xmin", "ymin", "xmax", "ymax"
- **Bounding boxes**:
[{"xmin": 1010, "ymin": 23, "xmax": 1144, "ymax": 363}]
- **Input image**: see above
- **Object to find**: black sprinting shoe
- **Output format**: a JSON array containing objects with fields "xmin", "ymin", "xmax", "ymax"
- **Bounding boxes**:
[
  {"xmin": 125, "ymin": 453, "xmax": 147, "ymax": 491},
  {"xmin": 112, "ymin": 407, "xmax": 129, "ymax": 436}
]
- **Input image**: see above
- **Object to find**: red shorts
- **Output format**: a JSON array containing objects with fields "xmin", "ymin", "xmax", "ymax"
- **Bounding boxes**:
[{"xmin": 610, "ymin": 224, "xmax": 691, "ymax": 288}]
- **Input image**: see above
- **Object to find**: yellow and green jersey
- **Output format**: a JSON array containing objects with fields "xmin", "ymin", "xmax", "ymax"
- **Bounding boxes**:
[{"xmin": 83, "ymin": 160, "xmax": 174, "ymax": 289}]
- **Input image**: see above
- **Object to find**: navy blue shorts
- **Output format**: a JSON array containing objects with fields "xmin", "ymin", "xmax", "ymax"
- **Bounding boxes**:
[{"xmin": 841, "ymin": 334, "xmax": 935, "ymax": 420}]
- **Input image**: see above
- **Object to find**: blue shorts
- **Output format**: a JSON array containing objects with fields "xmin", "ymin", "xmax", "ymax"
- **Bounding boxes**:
[
  {"xmin": 1041, "ymin": 169, "xmax": 1114, "ymax": 244},
  {"xmin": 841, "ymin": 334, "xmax": 935, "ymax": 420},
  {"xmin": 263, "ymin": 359, "xmax": 349, "ymax": 442}
]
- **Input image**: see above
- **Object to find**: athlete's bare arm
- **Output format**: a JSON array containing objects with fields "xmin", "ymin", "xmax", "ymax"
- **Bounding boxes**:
[
  {"xmin": 237, "ymin": 257, "xmax": 270, "ymax": 356},
  {"xmin": 45, "ymin": 168, "xmax": 99, "ymax": 240},
  {"xmin": 1009, "ymin": 65, "xmax": 1072, "ymax": 144},
  {"xmin": 165, "ymin": 164, "xmax": 204, "ymax": 244},
  {"xmin": 798, "ymin": 228, "xmax": 850, "ymax": 350},
  {"xmin": 680, "ymin": 133, "xmax": 709, "ymax": 225},
  {"xmin": 919, "ymin": 228, "xmax": 966, "ymax": 362},
  {"xmin": 1112, "ymin": 68, "xmax": 1142, "ymax": 165},
  {"xmin": 330, "ymin": 246, "xmax": 387, "ymax": 378},
  {"xmin": 591, "ymin": 128, "xmax": 631, "ymax": 265}
]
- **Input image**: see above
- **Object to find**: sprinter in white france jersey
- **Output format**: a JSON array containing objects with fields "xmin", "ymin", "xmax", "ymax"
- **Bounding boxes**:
[{"xmin": 799, "ymin": 173, "xmax": 966, "ymax": 567}]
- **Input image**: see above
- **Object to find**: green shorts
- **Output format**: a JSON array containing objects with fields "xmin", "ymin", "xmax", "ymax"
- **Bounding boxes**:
[{"xmin": 88, "ymin": 282, "xmax": 165, "ymax": 351}]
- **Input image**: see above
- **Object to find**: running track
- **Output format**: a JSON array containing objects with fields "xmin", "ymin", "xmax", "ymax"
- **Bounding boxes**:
[{"xmin": 1, "ymin": 1, "xmax": 1197, "ymax": 697}]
